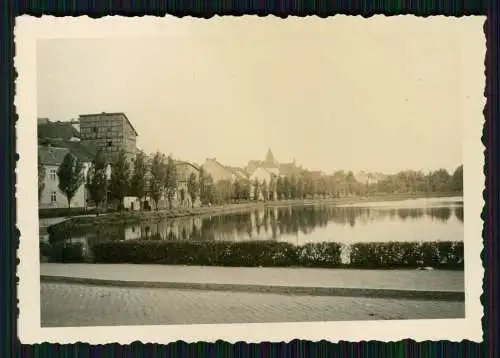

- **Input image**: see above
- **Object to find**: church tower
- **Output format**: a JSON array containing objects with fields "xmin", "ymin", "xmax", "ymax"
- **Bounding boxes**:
[{"xmin": 265, "ymin": 148, "xmax": 276, "ymax": 165}]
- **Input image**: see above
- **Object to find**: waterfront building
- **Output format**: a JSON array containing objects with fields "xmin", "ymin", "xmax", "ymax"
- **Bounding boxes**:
[
  {"xmin": 175, "ymin": 161, "xmax": 201, "ymax": 207},
  {"xmin": 38, "ymin": 142, "xmax": 95, "ymax": 209}
]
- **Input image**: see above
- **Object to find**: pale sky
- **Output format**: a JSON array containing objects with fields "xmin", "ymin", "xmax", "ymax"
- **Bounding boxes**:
[{"xmin": 36, "ymin": 16, "xmax": 485, "ymax": 174}]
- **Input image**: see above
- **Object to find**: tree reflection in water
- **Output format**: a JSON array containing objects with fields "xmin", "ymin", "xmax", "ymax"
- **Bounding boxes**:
[
  {"xmin": 62, "ymin": 202, "xmax": 464, "ymax": 245},
  {"xmin": 454, "ymin": 206, "xmax": 464, "ymax": 223}
]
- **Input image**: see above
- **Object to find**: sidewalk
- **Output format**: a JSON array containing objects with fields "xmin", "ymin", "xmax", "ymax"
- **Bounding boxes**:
[{"xmin": 40, "ymin": 263, "xmax": 465, "ymax": 301}]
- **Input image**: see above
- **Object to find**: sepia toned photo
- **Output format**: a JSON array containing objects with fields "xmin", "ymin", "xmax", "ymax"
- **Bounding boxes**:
[{"xmin": 16, "ymin": 15, "xmax": 485, "ymax": 344}]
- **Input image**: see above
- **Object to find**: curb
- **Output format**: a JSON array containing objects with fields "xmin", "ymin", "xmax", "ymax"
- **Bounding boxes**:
[{"xmin": 41, "ymin": 275, "xmax": 465, "ymax": 302}]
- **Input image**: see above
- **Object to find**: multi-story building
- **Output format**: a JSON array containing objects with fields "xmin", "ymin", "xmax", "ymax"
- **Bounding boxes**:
[
  {"xmin": 78, "ymin": 112, "xmax": 138, "ymax": 163},
  {"xmin": 38, "ymin": 143, "xmax": 95, "ymax": 209}
]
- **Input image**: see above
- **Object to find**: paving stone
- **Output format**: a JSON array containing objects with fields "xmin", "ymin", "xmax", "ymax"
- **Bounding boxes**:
[{"xmin": 40, "ymin": 283, "xmax": 465, "ymax": 327}]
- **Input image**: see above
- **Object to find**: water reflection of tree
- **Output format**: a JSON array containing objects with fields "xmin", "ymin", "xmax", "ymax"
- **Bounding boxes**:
[
  {"xmin": 426, "ymin": 207, "xmax": 452, "ymax": 222},
  {"xmin": 454, "ymin": 206, "xmax": 464, "ymax": 223},
  {"xmin": 397, "ymin": 208, "xmax": 425, "ymax": 221},
  {"xmin": 174, "ymin": 205, "xmax": 457, "ymax": 240},
  {"xmin": 72, "ymin": 202, "xmax": 462, "ymax": 244}
]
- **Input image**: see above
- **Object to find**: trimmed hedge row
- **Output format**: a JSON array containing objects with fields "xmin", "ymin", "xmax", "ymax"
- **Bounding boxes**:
[
  {"xmin": 84, "ymin": 240, "xmax": 463, "ymax": 269},
  {"xmin": 348, "ymin": 241, "xmax": 463, "ymax": 269},
  {"xmin": 41, "ymin": 241, "xmax": 86, "ymax": 263}
]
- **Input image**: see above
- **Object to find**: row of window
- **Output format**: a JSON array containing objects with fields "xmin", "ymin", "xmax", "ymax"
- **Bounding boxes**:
[
  {"xmin": 80, "ymin": 118, "xmax": 123, "ymax": 127},
  {"xmin": 81, "ymin": 126, "xmax": 121, "ymax": 132},
  {"xmin": 81, "ymin": 133, "xmax": 124, "ymax": 139}
]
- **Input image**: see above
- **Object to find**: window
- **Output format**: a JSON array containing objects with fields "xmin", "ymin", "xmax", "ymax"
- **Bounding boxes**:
[
  {"xmin": 107, "ymin": 141, "xmax": 112, "ymax": 147},
  {"xmin": 50, "ymin": 191, "xmax": 56, "ymax": 203},
  {"xmin": 49, "ymin": 169, "xmax": 56, "ymax": 181},
  {"xmin": 92, "ymin": 127, "xmax": 98, "ymax": 133}
]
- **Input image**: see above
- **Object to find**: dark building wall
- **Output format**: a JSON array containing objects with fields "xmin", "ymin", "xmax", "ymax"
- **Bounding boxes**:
[{"xmin": 79, "ymin": 113, "xmax": 137, "ymax": 163}]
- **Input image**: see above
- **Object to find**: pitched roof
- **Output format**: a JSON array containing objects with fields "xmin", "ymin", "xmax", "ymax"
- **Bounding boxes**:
[
  {"xmin": 174, "ymin": 160, "xmax": 200, "ymax": 171},
  {"xmin": 38, "ymin": 146, "xmax": 70, "ymax": 166},
  {"xmin": 38, "ymin": 139, "xmax": 96, "ymax": 163},
  {"xmin": 245, "ymin": 160, "xmax": 263, "ymax": 175},
  {"xmin": 203, "ymin": 158, "xmax": 234, "ymax": 177},
  {"xmin": 225, "ymin": 166, "xmax": 247, "ymax": 178},
  {"xmin": 79, "ymin": 112, "xmax": 138, "ymax": 136},
  {"xmin": 37, "ymin": 121, "xmax": 80, "ymax": 141},
  {"xmin": 205, "ymin": 158, "xmax": 229, "ymax": 170}
]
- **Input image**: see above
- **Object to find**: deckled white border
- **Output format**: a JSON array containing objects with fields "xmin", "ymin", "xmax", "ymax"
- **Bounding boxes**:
[{"xmin": 16, "ymin": 15, "xmax": 485, "ymax": 344}]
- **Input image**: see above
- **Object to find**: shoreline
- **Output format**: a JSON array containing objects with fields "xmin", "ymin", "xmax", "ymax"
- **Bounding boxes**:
[{"xmin": 46, "ymin": 193, "xmax": 462, "ymax": 228}]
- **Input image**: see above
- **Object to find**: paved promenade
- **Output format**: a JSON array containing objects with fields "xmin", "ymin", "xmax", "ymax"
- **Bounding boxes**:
[
  {"xmin": 41, "ymin": 282, "xmax": 465, "ymax": 327},
  {"xmin": 40, "ymin": 263, "xmax": 464, "ymax": 300}
]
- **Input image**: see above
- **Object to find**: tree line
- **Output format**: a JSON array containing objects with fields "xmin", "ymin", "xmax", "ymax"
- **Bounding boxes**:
[
  {"xmin": 195, "ymin": 165, "xmax": 463, "ymax": 204},
  {"xmin": 38, "ymin": 147, "xmax": 463, "ymax": 211},
  {"xmin": 270, "ymin": 166, "xmax": 464, "ymax": 199}
]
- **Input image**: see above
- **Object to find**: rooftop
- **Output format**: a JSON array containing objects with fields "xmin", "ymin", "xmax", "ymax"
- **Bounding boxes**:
[
  {"xmin": 38, "ymin": 146, "xmax": 70, "ymax": 166},
  {"xmin": 79, "ymin": 112, "xmax": 139, "ymax": 136},
  {"xmin": 38, "ymin": 139, "xmax": 96, "ymax": 164},
  {"xmin": 174, "ymin": 160, "xmax": 200, "ymax": 171},
  {"xmin": 37, "ymin": 120, "xmax": 80, "ymax": 141}
]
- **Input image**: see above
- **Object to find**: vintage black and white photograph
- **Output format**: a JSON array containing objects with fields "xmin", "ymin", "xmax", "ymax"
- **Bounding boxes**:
[{"xmin": 16, "ymin": 15, "xmax": 485, "ymax": 344}]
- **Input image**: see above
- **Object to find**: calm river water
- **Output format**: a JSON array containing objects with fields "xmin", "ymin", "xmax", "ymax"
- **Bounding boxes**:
[{"xmin": 61, "ymin": 197, "xmax": 463, "ymax": 247}]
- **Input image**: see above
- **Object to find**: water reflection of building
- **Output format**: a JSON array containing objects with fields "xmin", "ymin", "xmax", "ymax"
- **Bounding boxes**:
[{"xmin": 124, "ymin": 217, "xmax": 204, "ymax": 241}]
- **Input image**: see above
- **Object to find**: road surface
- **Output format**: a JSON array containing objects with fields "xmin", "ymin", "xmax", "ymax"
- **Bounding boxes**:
[{"xmin": 41, "ymin": 283, "xmax": 465, "ymax": 327}]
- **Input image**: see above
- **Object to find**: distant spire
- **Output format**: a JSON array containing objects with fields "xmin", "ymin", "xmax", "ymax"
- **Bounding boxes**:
[{"xmin": 266, "ymin": 148, "xmax": 275, "ymax": 164}]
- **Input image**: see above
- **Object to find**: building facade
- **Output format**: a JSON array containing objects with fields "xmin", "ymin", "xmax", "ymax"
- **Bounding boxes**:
[
  {"xmin": 248, "ymin": 167, "xmax": 272, "ymax": 201},
  {"xmin": 175, "ymin": 161, "xmax": 201, "ymax": 207},
  {"xmin": 78, "ymin": 112, "xmax": 138, "ymax": 163},
  {"xmin": 38, "ymin": 144, "xmax": 92, "ymax": 209},
  {"xmin": 245, "ymin": 149, "xmax": 300, "ymax": 178},
  {"xmin": 202, "ymin": 158, "xmax": 235, "ymax": 182}
]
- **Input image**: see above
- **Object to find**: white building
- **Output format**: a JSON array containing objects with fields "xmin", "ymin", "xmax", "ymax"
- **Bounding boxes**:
[
  {"xmin": 248, "ymin": 167, "xmax": 272, "ymax": 201},
  {"xmin": 38, "ymin": 144, "xmax": 93, "ymax": 209},
  {"xmin": 249, "ymin": 166, "xmax": 272, "ymax": 183}
]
